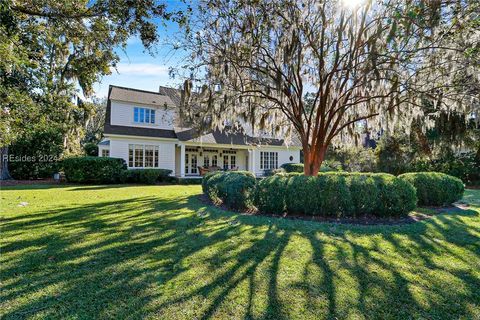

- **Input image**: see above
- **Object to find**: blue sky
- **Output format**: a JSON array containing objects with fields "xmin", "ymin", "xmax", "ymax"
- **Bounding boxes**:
[{"xmin": 93, "ymin": 1, "xmax": 189, "ymax": 98}]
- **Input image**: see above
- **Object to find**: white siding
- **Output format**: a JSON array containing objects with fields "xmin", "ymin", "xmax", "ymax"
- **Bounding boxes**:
[
  {"xmin": 253, "ymin": 147, "xmax": 300, "ymax": 176},
  {"xmin": 108, "ymin": 137, "xmax": 176, "ymax": 174},
  {"xmin": 110, "ymin": 100, "xmax": 176, "ymax": 130}
]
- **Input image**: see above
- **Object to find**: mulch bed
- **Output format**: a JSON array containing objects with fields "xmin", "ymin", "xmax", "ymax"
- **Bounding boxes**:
[
  {"xmin": 198, "ymin": 194, "xmax": 468, "ymax": 226},
  {"xmin": 0, "ymin": 179, "xmax": 62, "ymax": 187}
]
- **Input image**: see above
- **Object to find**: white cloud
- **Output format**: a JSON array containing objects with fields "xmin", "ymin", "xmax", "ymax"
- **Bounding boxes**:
[{"xmin": 111, "ymin": 63, "xmax": 169, "ymax": 76}]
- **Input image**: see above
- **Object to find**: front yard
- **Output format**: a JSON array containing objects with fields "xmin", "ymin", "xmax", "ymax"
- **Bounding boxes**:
[{"xmin": 1, "ymin": 185, "xmax": 479, "ymax": 319}]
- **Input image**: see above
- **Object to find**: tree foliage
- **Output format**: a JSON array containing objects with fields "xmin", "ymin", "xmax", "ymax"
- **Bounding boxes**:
[
  {"xmin": 0, "ymin": 0, "xmax": 187, "ymax": 178},
  {"xmin": 180, "ymin": 0, "xmax": 480, "ymax": 175}
]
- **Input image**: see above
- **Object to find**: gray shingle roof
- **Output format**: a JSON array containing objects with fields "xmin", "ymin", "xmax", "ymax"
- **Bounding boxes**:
[
  {"xmin": 158, "ymin": 86, "xmax": 182, "ymax": 106},
  {"xmin": 104, "ymin": 124, "xmax": 177, "ymax": 139},
  {"xmin": 110, "ymin": 86, "xmax": 175, "ymax": 108},
  {"xmin": 175, "ymin": 127, "xmax": 289, "ymax": 146}
]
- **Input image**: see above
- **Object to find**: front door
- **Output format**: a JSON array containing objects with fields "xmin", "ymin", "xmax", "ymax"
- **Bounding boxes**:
[
  {"xmin": 185, "ymin": 153, "xmax": 198, "ymax": 175},
  {"xmin": 223, "ymin": 154, "xmax": 237, "ymax": 170}
]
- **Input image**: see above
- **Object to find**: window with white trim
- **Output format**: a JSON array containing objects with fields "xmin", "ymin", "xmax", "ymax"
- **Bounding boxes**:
[
  {"xmin": 128, "ymin": 144, "xmax": 159, "ymax": 168},
  {"xmin": 212, "ymin": 155, "xmax": 218, "ymax": 167},
  {"xmin": 260, "ymin": 152, "xmax": 278, "ymax": 170},
  {"xmin": 133, "ymin": 107, "xmax": 156, "ymax": 124},
  {"xmin": 101, "ymin": 149, "xmax": 109, "ymax": 157}
]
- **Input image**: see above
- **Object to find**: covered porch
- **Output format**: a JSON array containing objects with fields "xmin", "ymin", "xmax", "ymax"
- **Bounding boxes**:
[{"xmin": 175, "ymin": 143, "xmax": 254, "ymax": 177}]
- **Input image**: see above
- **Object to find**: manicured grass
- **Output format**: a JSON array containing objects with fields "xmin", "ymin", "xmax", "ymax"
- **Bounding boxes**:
[{"xmin": 1, "ymin": 185, "xmax": 479, "ymax": 319}]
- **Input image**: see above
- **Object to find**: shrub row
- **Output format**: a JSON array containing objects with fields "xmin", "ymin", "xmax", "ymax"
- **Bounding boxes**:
[
  {"xmin": 63, "ymin": 157, "xmax": 127, "ymax": 183},
  {"xmin": 126, "ymin": 169, "xmax": 172, "ymax": 184},
  {"xmin": 257, "ymin": 172, "xmax": 417, "ymax": 217},
  {"xmin": 398, "ymin": 172, "xmax": 464, "ymax": 206},
  {"xmin": 63, "ymin": 156, "xmax": 171, "ymax": 184},
  {"xmin": 202, "ymin": 171, "xmax": 257, "ymax": 210},
  {"xmin": 279, "ymin": 162, "xmax": 340, "ymax": 173}
]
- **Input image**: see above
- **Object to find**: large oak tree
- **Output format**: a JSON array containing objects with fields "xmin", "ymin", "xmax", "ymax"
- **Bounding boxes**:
[{"xmin": 180, "ymin": 0, "xmax": 479, "ymax": 175}]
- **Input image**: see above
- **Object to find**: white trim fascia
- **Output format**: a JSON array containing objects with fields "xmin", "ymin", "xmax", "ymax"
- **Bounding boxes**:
[
  {"xmin": 110, "ymin": 98, "xmax": 176, "ymax": 110},
  {"xmin": 182, "ymin": 141, "xmax": 302, "ymax": 150},
  {"xmin": 104, "ymin": 134, "xmax": 178, "ymax": 142}
]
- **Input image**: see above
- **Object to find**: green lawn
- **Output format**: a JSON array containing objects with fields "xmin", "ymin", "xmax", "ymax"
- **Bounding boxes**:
[{"xmin": 1, "ymin": 185, "xmax": 479, "ymax": 320}]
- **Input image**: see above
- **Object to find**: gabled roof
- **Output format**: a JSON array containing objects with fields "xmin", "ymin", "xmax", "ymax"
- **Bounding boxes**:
[
  {"xmin": 175, "ymin": 127, "xmax": 289, "ymax": 147},
  {"xmin": 109, "ymin": 85, "xmax": 175, "ymax": 108},
  {"xmin": 104, "ymin": 86, "xmax": 177, "ymax": 139},
  {"xmin": 158, "ymin": 86, "xmax": 182, "ymax": 106}
]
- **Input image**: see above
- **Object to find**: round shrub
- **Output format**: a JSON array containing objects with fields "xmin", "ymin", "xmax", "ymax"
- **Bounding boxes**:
[
  {"xmin": 373, "ymin": 174, "xmax": 417, "ymax": 216},
  {"xmin": 256, "ymin": 175, "xmax": 288, "ymax": 214},
  {"xmin": 398, "ymin": 172, "xmax": 464, "ymax": 206},
  {"xmin": 280, "ymin": 163, "xmax": 304, "ymax": 173},
  {"xmin": 284, "ymin": 174, "xmax": 352, "ymax": 217},
  {"xmin": 63, "ymin": 156, "xmax": 127, "ymax": 183},
  {"xmin": 203, "ymin": 171, "xmax": 257, "ymax": 210},
  {"xmin": 202, "ymin": 171, "xmax": 221, "ymax": 193},
  {"xmin": 346, "ymin": 173, "xmax": 380, "ymax": 216}
]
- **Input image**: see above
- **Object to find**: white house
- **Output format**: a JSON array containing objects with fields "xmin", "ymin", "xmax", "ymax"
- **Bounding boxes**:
[{"xmin": 98, "ymin": 85, "xmax": 301, "ymax": 177}]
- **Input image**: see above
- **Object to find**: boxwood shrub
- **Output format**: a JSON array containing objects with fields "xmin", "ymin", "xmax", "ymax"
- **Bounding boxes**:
[
  {"xmin": 63, "ymin": 156, "xmax": 127, "ymax": 183},
  {"xmin": 280, "ymin": 163, "xmax": 304, "ymax": 173},
  {"xmin": 127, "ymin": 169, "xmax": 172, "ymax": 184},
  {"xmin": 256, "ymin": 172, "xmax": 416, "ymax": 217},
  {"xmin": 279, "ymin": 163, "xmax": 340, "ymax": 174},
  {"xmin": 398, "ymin": 172, "xmax": 464, "ymax": 206},
  {"xmin": 203, "ymin": 171, "xmax": 257, "ymax": 210},
  {"xmin": 256, "ymin": 175, "xmax": 288, "ymax": 214},
  {"xmin": 284, "ymin": 174, "xmax": 353, "ymax": 217}
]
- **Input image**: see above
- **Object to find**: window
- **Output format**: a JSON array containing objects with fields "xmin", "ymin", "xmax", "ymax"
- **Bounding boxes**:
[
  {"xmin": 145, "ymin": 145, "xmax": 154, "ymax": 167},
  {"xmin": 260, "ymin": 151, "xmax": 278, "ymax": 170},
  {"xmin": 191, "ymin": 155, "xmax": 197, "ymax": 173},
  {"xmin": 212, "ymin": 155, "xmax": 217, "ymax": 167},
  {"xmin": 128, "ymin": 144, "xmax": 159, "ymax": 168},
  {"xmin": 133, "ymin": 107, "xmax": 156, "ymax": 124},
  {"xmin": 230, "ymin": 155, "xmax": 236, "ymax": 169},
  {"xmin": 223, "ymin": 155, "xmax": 229, "ymax": 170},
  {"xmin": 101, "ymin": 149, "xmax": 109, "ymax": 157},
  {"xmin": 204, "ymin": 155, "xmax": 210, "ymax": 167},
  {"xmin": 134, "ymin": 144, "xmax": 143, "ymax": 167}
]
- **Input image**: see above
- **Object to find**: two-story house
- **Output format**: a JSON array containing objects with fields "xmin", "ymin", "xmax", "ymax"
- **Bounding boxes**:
[{"xmin": 98, "ymin": 85, "xmax": 301, "ymax": 177}]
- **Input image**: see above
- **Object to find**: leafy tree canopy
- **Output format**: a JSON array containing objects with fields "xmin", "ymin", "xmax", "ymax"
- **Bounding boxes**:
[
  {"xmin": 179, "ymin": 0, "xmax": 480, "ymax": 175},
  {"xmin": 0, "ymin": 0, "xmax": 188, "ymax": 178}
]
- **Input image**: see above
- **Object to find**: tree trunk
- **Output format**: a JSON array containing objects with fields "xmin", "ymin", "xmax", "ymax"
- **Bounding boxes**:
[
  {"xmin": 303, "ymin": 144, "xmax": 327, "ymax": 176},
  {"xmin": 0, "ymin": 146, "xmax": 12, "ymax": 180}
]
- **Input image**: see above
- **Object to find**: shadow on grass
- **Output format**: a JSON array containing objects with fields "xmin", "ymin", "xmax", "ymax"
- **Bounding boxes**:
[{"xmin": 1, "ymin": 188, "xmax": 479, "ymax": 319}]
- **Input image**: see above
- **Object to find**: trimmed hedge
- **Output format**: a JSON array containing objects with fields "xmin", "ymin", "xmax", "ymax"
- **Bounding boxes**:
[
  {"xmin": 256, "ymin": 175, "xmax": 289, "ymax": 213},
  {"xmin": 63, "ymin": 156, "xmax": 127, "ymax": 183},
  {"xmin": 127, "ymin": 169, "xmax": 172, "ymax": 184},
  {"xmin": 285, "ymin": 174, "xmax": 353, "ymax": 216},
  {"xmin": 257, "ymin": 172, "xmax": 417, "ymax": 217},
  {"xmin": 398, "ymin": 172, "xmax": 464, "ymax": 206},
  {"xmin": 203, "ymin": 171, "xmax": 257, "ymax": 210},
  {"xmin": 280, "ymin": 163, "xmax": 304, "ymax": 173},
  {"xmin": 280, "ymin": 162, "xmax": 340, "ymax": 174}
]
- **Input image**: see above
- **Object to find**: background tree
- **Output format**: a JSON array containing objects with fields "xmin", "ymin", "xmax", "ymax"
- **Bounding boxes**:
[
  {"xmin": 0, "ymin": 0, "xmax": 188, "ymax": 179},
  {"xmin": 179, "ymin": 0, "xmax": 479, "ymax": 175}
]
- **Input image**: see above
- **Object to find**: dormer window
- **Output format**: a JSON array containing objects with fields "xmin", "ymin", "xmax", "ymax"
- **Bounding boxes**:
[{"xmin": 134, "ymin": 107, "xmax": 156, "ymax": 124}]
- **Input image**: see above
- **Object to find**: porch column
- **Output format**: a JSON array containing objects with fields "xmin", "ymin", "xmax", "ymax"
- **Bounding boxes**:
[
  {"xmin": 249, "ymin": 149, "xmax": 256, "ymax": 176},
  {"xmin": 180, "ymin": 144, "xmax": 185, "ymax": 177}
]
